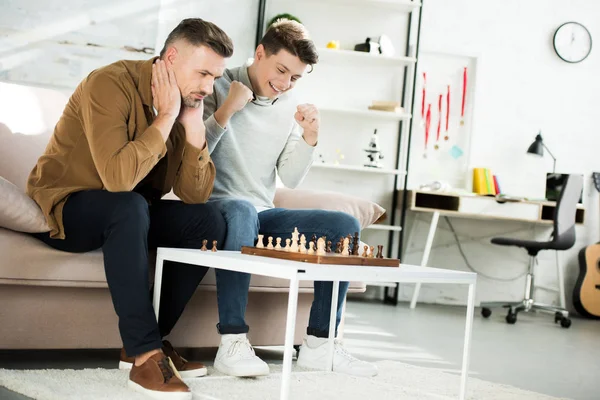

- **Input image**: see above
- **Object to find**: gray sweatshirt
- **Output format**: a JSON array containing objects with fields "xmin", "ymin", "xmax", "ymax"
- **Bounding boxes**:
[{"xmin": 203, "ymin": 62, "xmax": 315, "ymax": 210}]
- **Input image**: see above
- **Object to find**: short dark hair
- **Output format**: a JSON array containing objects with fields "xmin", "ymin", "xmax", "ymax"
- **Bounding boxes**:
[
  {"xmin": 260, "ymin": 19, "xmax": 318, "ymax": 68},
  {"xmin": 160, "ymin": 18, "xmax": 233, "ymax": 58}
]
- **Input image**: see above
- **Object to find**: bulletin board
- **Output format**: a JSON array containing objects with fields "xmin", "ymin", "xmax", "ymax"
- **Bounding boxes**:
[{"xmin": 407, "ymin": 51, "xmax": 479, "ymax": 191}]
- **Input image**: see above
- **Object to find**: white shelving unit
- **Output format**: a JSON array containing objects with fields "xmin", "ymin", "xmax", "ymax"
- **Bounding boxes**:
[
  {"xmin": 311, "ymin": 162, "xmax": 406, "ymax": 176},
  {"xmin": 261, "ymin": 1, "xmax": 422, "ymax": 303},
  {"xmin": 319, "ymin": 106, "xmax": 412, "ymax": 121}
]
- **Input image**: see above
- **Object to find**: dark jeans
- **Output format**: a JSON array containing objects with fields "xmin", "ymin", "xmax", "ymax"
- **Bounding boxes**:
[
  {"xmin": 211, "ymin": 199, "xmax": 361, "ymax": 338},
  {"xmin": 34, "ymin": 190, "xmax": 226, "ymax": 357}
]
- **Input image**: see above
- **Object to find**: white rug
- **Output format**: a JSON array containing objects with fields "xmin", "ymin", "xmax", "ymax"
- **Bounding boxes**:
[{"xmin": 0, "ymin": 362, "xmax": 567, "ymax": 400}]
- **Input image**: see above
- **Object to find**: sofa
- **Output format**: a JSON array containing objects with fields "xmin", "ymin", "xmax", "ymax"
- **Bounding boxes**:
[{"xmin": 0, "ymin": 82, "xmax": 385, "ymax": 350}]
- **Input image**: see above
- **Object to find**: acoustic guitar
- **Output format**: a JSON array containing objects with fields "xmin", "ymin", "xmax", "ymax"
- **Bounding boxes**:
[{"xmin": 573, "ymin": 172, "xmax": 600, "ymax": 318}]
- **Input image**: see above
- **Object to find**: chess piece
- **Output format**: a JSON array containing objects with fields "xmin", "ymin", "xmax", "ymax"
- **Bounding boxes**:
[
  {"xmin": 311, "ymin": 234, "xmax": 317, "ymax": 245},
  {"xmin": 299, "ymin": 234, "xmax": 307, "ymax": 253},
  {"xmin": 335, "ymin": 242, "xmax": 342, "ymax": 254},
  {"xmin": 352, "ymin": 232, "xmax": 360, "ymax": 256},
  {"xmin": 256, "ymin": 234, "xmax": 264, "ymax": 248},
  {"xmin": 275, "ymin": 237, "xmax": 282, "ymax": 250},
  {"xmin": 267, "ymin": 236, "xmax": 274, "ymax": 249},
  {"xmin": 376, "ymin": 245, "xmax": 384, "ymax": 259},
  {"xmin": 290, "ymin": 228, "xmax": 300, "ymax": 252},
  {"xmin": 362, "ymin": 245, "xmax": 369, "ymax": 257},
  {"xmin": 201, "ymin": 239, "xmax": 208, "ymax": 251},
  {"xmin": 212, "ymin": 240, "xmax": 218, "ymax": 252},
  {"xmin": 307, "ymin": 241, "xmax": 315, "ymax": 255},
  {"xmin": 342, "ymin": 237, "xmax": 350, "ymax": 256},
  {"xmin": 326, "ymin": 240, "xmax": 332, "ymax": 253},
  {"xmin": 368, "ymin": 246, "xmax": 375, "ymax": 258},
  {"xmin": 284, "ymin": 238, "xmax": 291, "ymax": 252},
  {"xmin": 316, "ymin": 237, "xmax": 326, "ymax": 256}
]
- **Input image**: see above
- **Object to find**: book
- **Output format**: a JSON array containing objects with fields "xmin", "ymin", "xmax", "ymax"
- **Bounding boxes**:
[
  {"xmin": 368, "ymin": 105, "xmax": 404, "ymax": 113},
  {"xmin": 493, "ymin": 175, "xmax": 501, "ymax": 195},
  {"xmin": 472, "ymin": 168, "xmax": 487, "ymax": 195}
]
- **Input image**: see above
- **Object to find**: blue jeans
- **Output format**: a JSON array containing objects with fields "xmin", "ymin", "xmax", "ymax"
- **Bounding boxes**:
[{"xmin": 212, "ymin": 199, "xmax": 360, "ymax": 338}]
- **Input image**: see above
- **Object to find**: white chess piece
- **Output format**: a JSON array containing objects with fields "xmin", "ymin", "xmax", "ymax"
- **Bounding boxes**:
[
  {"xmin": 290, "ymin": 228, "xmax": 299, "ymax": 252},
  {"xmin": 256, "ymin": 234, "xmax": 264, "ymax": 248},
  {"xmin": 307, "ymin": 241, "xmax": 315, "ymax": 255},
  {"xmin": 342, "ymin": 237, "xmax": 350, "ymax": 256},
  {"xmin": 299, "ymin": 234, "xmax": 306, "ymax": 253},
  {"xmin": 284, "ymin": 238, "xmax": 291, "ymax": 252},
  {"xmin": 316, "ymin": 237, "xmax": 326, "ymax": 256},
  {"xmin": 275, "ymin": 237, "xmax": 282, "ymax": 250},
  {"xmin": 267, "ymin": 236, "xmax": 274, "ymax": 249}
]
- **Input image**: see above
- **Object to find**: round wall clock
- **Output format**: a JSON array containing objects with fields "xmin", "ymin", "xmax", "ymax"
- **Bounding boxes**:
[{"xmin": 553, "ymin": 22, "xmax": 592, "ymax": 63}]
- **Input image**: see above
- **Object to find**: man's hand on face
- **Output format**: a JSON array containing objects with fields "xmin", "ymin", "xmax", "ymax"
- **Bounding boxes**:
[
  {"xmin": 178, "ymin": 99, "xmax": 207, "ymax": 150},
  {"xmin": 295, "ymin": 104, "xmax": 319, "ymax": 146},
  {"xmin": 225, "ymin": 81, "xmax": 254, "ymax": 113},
  {"xmin": 151, "ymin": 59, "xmax": 181, "ymax": 121}
]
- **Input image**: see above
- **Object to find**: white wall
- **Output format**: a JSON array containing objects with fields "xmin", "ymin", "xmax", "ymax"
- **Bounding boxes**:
[
  {"xmin": 0, "ymin": 0, "xmax": 258, "ymax": 89},
  {"xmin": 400, "ymin": 0, "xmax": 600, "ymax": 309}
]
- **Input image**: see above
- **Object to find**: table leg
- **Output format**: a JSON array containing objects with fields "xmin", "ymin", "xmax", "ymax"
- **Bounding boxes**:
[
  {"xmin": 327, "ymin": 280, "xmax": 340, "ymax": 372},
  {"xmin": 410, "ymin": 211, "xmax": 440, "ymax": 309},
  {"xmin": 280, "ymin": 274, "xmax": 300, "ymax": 400},
  {"xmin": 459, "ymin": 282, "xmax": 476, "ymax": 400},
  {"xmin": 152, "ymin": 253, "xmax": 165, "ymax": 322}
]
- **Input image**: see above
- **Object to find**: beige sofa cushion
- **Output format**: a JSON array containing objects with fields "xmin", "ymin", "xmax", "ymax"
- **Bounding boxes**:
[
  {"xmin": 0, "ymin": 228, "xmax": 365, "ymax": 292},
  {"xmin": 0, "ymin": 177, "xmax": 50, "ymax": 233},
  {"xmin": 274, "ymin": 187, "xmax": 386, "ymax": 229}
]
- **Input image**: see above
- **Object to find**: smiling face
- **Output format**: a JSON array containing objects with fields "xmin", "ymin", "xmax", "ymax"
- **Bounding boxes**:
[
  {"xmin": 163, "ymin": 42, "xmax": 227, "ymax": 108},
  {"xmin": 249, "ymin": 44, "xmax": 309, "ymax": 99}
]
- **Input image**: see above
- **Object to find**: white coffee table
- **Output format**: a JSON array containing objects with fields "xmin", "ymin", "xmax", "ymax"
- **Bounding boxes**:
[{"xmin": 152, "ymin": 249, "xmax": 477, "ymax": 400}]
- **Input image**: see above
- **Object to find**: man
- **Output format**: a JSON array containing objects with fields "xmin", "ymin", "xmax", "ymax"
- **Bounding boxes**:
[
  {"xmin": 203, "ymin": 19, "xmax": 378, "ymax": 378},
  {"xmin": 27, "ymin": 19, "xmax": 232, "ymax": 399}
]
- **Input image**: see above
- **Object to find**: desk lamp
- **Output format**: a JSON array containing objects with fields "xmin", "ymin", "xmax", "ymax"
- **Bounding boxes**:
[{"xmin": 527, "ymin": 131, "xmax": 556, "ymax": 173}]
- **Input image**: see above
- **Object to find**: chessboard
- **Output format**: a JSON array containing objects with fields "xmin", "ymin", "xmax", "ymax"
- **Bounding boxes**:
[{"xmin": 241, "ymin": 246, "xmax": 400, "ymax": 267}]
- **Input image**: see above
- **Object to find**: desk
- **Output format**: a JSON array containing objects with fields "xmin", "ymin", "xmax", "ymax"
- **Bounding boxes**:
[{"xmin": 406, "ymin": 190, "xmax": 585, "ymax": 309}]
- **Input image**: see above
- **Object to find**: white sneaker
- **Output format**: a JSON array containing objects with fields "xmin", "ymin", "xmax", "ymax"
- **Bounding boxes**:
[
  {"xmin": 214, "ymin": 334, "xmax": 270, "ymax": 377},
  {"xmin": 297, "ymin": 335, "xmax": 378, "ymax": 377}
]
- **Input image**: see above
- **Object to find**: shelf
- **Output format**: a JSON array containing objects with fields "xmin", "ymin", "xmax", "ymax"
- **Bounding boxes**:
[
  {"xmin": 365, "ymin": 282, "xmax": 398, "ymax": 288},
  {"xmin": 365, "ymin": 224, "xmax": 403, "ymax": 232},
  {"xmin": 311, "ymin": 163, "xmax": 406, "ymax": 175},
  {"xmin": 319, "ymin": 106, "xmax": 412, "ymax": 121},
  {"xmin": 317, "ymin": 48, "xmax": 416, "ymax": 67},
  {"xmin": 274, "ymin": 0, "xmax": 421, "ymax": 13}
]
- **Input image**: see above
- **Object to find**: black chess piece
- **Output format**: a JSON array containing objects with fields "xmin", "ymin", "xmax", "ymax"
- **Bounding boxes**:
[
  {"xmin": 335, "ymin": 242, "xmax": 342, "ymax": 254},
  {"xmin": 352, "ymin": 232, "xmax": 360, "ymax": 256},
  {"xmin": 311, "ymin": 234, "xmax": 317, "ymax": 245},
  {"xmin": 326, "ymin": 240, "xmax": 332, "ymax": 253},
  {"xmin": 376, "ymin": 245, "xmax": 384, "ymax": 259}
]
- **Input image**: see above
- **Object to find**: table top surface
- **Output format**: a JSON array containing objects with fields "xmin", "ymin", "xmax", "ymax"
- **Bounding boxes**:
[{"xmin": 157, "ymin": 248, "xmax": 477, "ymax": 284}]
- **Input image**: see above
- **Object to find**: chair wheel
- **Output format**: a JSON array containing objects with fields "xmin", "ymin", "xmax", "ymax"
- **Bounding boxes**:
[
  {"xmin": 554, "ymin": 312, "xmax": 563, "ymax": 324},
  {"xmin": 560, "ymin": 317, "xmax": 571, "ymax": 329},
  {"xmin": 481, "ymin": 307, "xmax": 492, "ymax": 318},
  {"xmin": 506, "ymin": 312, "xmax": 517, "ymax": 324}
]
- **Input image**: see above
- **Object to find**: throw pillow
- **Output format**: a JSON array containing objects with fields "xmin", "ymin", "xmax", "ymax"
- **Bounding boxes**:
[
  {"xmin": 0, "ymin": 176, "xmax": 50, "ymax": 233},
  {"xmin": 273, "ymin": 188, "xmax": 386, "ymax": 229}
]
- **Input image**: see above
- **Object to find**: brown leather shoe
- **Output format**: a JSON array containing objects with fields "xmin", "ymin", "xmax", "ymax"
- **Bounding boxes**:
[
  {"xmin": 120, "ymin": 341, "xmax": 207, "ymax": 378},
  {"xmin": 162, "ymin": 340, "xmax": 208, "ymax": 378},
  {"xmin": 128, "ymin": 352, "xmax": 191, "ymax": 400}
]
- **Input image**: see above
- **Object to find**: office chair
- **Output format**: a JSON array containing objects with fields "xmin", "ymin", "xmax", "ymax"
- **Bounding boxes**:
[{"xmin": 480, "ymin": 174, "xmax": 583, "ymax": 328}]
